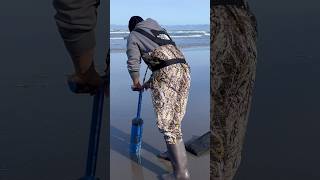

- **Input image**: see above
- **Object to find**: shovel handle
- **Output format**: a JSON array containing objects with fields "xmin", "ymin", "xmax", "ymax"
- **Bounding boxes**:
[
  {"xmin": 136, "ymin": 67, "xmax": 148, "ymax": 119},
  {"xmin": 136, "ymin": 90, "xmax": 143, "ymax": 118}
]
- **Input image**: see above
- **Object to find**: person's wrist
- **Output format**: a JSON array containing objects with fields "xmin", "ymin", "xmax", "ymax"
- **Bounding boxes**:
[
  {"xmin": 129, "ymin": 71, "xmax": 140, "ymax": 82},
  {"xmin": 132, "ymin": 79, "xmax": 140, "ymax": 86}
]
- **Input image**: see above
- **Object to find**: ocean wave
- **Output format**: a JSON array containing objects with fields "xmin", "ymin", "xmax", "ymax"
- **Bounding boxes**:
[
  {"xmin": 110, "ymin": 31, "xmax": 129, "ymax": 34},
  {"xmin": 110, "ymin": 37, "xmax": 125, "ymax": 40},
  {"xmin": 111, "ymin": 34, "xmax": 207, "ymax": 40},
  {"xmin": 171, "ymin": 35, "xmax": 203, "ymax": 38},
  {"xmin": 168, "ymin": 30, "xmax": 208, "ymax": 34},
  {"xmin": 111, "ymin": 30, "xmax": 209, "ymax": 35},
  {"xmin": 110, "ymin": 29, "xmax": 210, "ymax": 41}
]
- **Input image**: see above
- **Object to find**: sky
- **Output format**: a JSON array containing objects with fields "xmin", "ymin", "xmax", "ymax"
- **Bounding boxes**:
[{"xmin": 110, "ymin": 0, "xmax": 210, "ymax": 25}]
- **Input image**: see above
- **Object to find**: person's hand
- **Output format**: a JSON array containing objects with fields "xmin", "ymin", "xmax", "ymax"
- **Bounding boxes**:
[
  {"xmin": 131, "ymin": 82, "xmax": 144, "ymax": 91},
  {"xmin": 67, "ymin": 66, "xmax": 102, "ymax": 95},
  {"xmin": 142, "ymin": 81, "xmax": 151, "ymax": 90}
]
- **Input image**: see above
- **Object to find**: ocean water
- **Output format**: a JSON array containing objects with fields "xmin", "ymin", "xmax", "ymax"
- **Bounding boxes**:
[
  {"xmin": 234, "ymin": 1, "xmax": 320, "ymax": 180},
  {"xmin": 110, "ymin": 24, "xmax": 209, "ymax": 51}
]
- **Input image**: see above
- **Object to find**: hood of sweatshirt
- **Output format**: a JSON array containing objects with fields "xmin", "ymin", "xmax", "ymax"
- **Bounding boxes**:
[{"xmin": 134, "ymin": 18, "xmax": 163, "ymax": 31}]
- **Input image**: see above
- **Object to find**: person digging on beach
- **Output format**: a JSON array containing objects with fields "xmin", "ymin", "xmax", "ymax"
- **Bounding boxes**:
[
  {"xmin": 53, "ymin": 0, "xmax": 106, "ymax": 94},
  {"xmin": 126, "ymin": 16, "xmax": 191, "ymax": 180},
  {"xmin": 211, "ymin": 0, "xmax": 258, "ymax": 179}
]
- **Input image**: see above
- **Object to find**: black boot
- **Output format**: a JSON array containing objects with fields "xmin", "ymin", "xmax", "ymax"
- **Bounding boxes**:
[{"xmin": 161, "ymin": 139, "xmax": 190, "ymax": 180}]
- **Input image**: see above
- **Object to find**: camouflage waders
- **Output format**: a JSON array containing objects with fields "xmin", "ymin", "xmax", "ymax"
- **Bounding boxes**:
[
  {"xmin": 134, "ymin": 29, "xmax": 191, "ymax": 145},
  {"xmin": 149, "ymin": 63, "xmax": 191, "ymax": 144},
  {"xmin": 211, "ymin": 1, "xmax": 258, "ymax": 179}
]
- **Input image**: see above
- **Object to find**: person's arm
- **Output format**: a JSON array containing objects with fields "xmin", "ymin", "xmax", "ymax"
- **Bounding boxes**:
[
  {"xmin": 126, "ymin": 33, "xmax": 143, "ymax": 90},
  {"xmin": 53, "ymin": 0, "xmax": 102, "ymax": 93},
  {"xmin": 53, "ymin": 0, "xmax": 99, "ymax": 57}
]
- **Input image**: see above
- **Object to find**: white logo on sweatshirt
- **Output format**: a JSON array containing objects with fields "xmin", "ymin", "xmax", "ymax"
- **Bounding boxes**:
[{"xmin": 157, "ymin": 34, "xmax": 170, "ymax": 40}]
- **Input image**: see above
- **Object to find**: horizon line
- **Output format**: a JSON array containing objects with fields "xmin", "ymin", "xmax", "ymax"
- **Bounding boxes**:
[{"xmin": 111, "ymin": 24, "xmax": 210, "ymax": 26}]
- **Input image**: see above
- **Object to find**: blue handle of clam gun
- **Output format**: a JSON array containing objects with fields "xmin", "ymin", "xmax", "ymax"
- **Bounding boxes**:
[
  {"xmin": 130, "ymin": 90, "xmax": 144, "ymax": 155},
  {"xmin": 136, "ymin": 90, "xmax": 143, "ymax": 118},
  {"xmin": 130, "ymin": 68, "xmax": 148, "ymax": 156},
  {"xmin": 79, "ymin": 83, "xmax": 105, "ymax": 180}
]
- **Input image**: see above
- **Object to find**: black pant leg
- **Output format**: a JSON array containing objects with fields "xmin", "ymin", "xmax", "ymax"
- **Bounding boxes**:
[{"xmin": 53, "ymin": 0, "xmax": 100, "ymax": 57}]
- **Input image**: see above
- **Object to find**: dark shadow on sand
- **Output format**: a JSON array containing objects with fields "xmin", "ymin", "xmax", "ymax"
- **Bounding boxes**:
[{"xmin": 110, "ymin": 126, "xmax": 167, "ymax": 177}]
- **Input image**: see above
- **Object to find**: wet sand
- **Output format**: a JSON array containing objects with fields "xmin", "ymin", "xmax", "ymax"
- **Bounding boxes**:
[
  {"xmin": 234, "ymin": 1, "xmax": 320, "ymax": 179},
  {"xmin": 110, "ymin": 47, "xmax": 210, "ymax": 179}
]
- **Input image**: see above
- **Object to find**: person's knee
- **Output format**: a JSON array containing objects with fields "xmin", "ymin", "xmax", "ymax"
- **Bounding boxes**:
[
  {"xmin": 161, "ymin": 129, "xmax": 182, "ymax": 144},
  {"xmin": 53, "ymin": 0, "xmax": 93, "ymax": 10},
  {"xmin": 53, "ymin": 0, "xmax": 70, "ymax": 10},
  {"xmin": 164, "ymin": 134, "xmax": 177, "ymax": 144},
  {"xmin": 53, "ymin": 0, "xmax": 98, "ymax": 30}
]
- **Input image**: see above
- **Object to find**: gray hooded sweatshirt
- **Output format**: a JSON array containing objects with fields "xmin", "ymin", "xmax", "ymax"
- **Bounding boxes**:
[{"xmin": 126, "ymin": 18, "xmax": 166, "ymax": 79}]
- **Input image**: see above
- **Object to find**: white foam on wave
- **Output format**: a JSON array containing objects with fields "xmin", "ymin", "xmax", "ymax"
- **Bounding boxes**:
[
  {"xmin": 110, "ymin": 37, "xmax": 125, "ymax": 40},
  {"xmin": 171, "ymin": 35, "xmax": 203, "ymax": 38},
  {"xmin": 169, "ymin": 30, "xmax": 208, "ymax": 34},
  {"xmin": 111, "ymin": 31, "xmax": 129, "ymax": 34},
  {"xmin": 110, "ymin": 30, "xmax": 209, "ymax": 40},
  {"xmin": 111, "ymin": 34, "xmax": 206, "ymax": 39},
  {"xmin": 111, "ymin": 30, "xmax": 208, "ymax": 34}
]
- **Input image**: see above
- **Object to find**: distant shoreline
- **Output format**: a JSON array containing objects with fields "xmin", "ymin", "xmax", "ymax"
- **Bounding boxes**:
[
  {"xmin": 111, "ymin": 24, "xmax": 209, "ymax": 29},
  {"xmin": 110, "ymin": 46, "xmax": 209, "ymax": 54}
]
